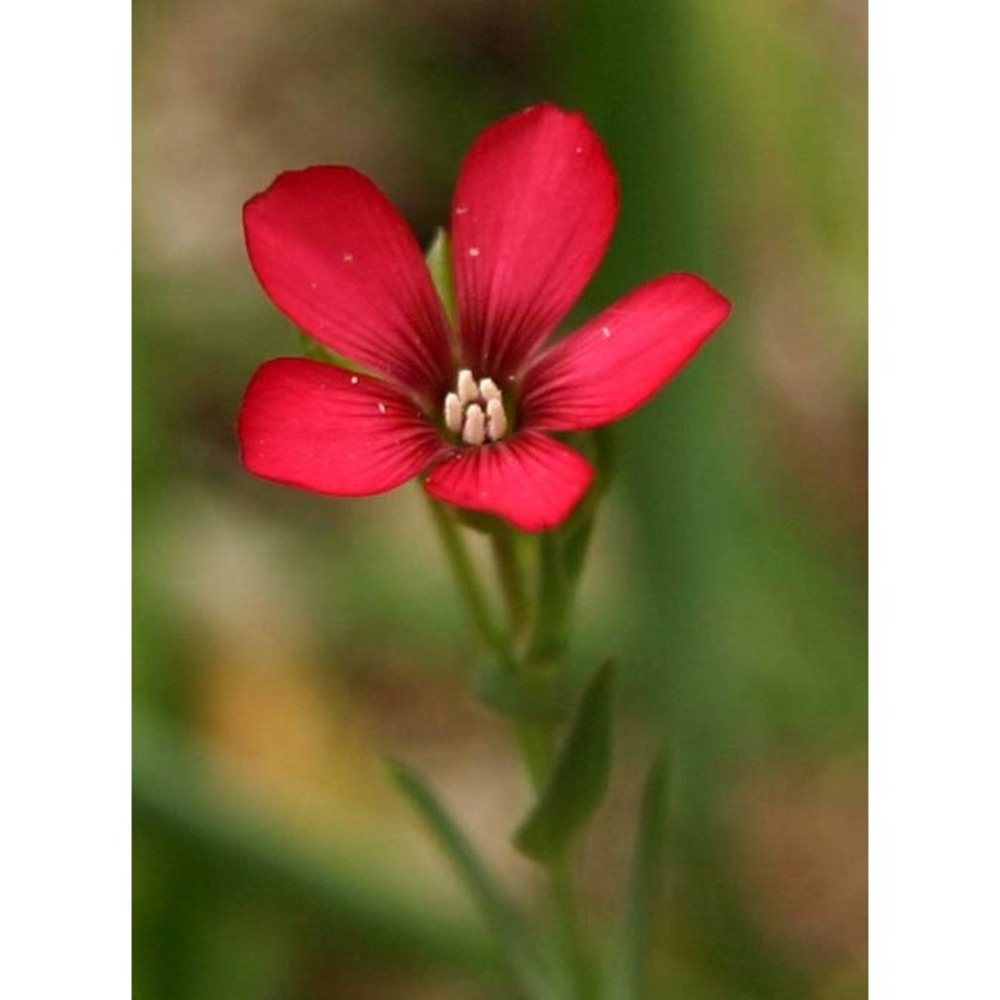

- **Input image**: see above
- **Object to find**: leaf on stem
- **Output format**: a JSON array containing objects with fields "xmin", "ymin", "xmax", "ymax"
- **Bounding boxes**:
[
  {"xmin": 513, "ymin": 660, "xmax": 616, "ymax": 863},
  {"xmin": 388, "ymin": 759, "xmax": 546, "ymax": 996}
]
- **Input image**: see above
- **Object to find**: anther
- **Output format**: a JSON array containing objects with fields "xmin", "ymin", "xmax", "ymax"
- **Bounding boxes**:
[
  {"xmin": 446, "ymin": 369, "xmax": 509, "ymax": 445},
  {"xmin": 479, "ymin": 378, "xmax": 501, "ymax": 403},
  {"xmin": 485, "ymin": 398, "xmax": 507, "ymax": 441},
  {"xmin": 457, "ymin": 369, "xmax": 478, "ymax": 405},
  {"xmin": 462, "ymin": 403, "xmax": 486, "ymax": 446},
  {"xmin": 444, "ymin": 392, "xmax": 463, "ymax": 434}
]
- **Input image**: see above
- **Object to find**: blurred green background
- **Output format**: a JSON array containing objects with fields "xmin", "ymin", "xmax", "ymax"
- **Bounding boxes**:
[{"xmin": 133, "ymin": 0, "xmax": 866, "ymax": 996}]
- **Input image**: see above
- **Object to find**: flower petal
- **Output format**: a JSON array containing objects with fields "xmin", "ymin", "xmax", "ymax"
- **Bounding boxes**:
[
  {"xmin": 424, "ymin": 431, "xmax": 594, "ymax": 532},
  {"xmin": 244, "ymin": 167, "xmax": 453, "ymax": 398},
  {"xmin": 519, "ymin": 274, "xmax": 732, "ymax": 431},
  {"xmin": 451, "ymin": 104, "xmax": 619, "ymax": 378},
  {"xmin": 238, "ymin": 358, "xmax": 445, "ymax": 496}
]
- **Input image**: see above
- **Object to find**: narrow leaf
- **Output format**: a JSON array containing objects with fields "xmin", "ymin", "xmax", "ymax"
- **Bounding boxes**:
[
  {"xmin": 133, "ymin": 715, "xmax": 494, "ymax": 971},
  {"xmin": 390, "ymin": 759, "xmax": 516, "ymax": 940},
  {"xmin": 389, "ymin": 759, "xmax": 546, "ymax": 996},
  {"xmin": 619, "ymin": 752, "xmax": 669, "ymax": 999},
  {"xmin": 514, "ymin": 661, "xmax": 616, "ymax": 862}
]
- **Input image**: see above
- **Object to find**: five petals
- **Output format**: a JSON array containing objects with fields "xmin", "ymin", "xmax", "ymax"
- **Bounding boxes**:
[{"xmin": 238, "ymin": 106, "xmax": 730, "ymax": 532}]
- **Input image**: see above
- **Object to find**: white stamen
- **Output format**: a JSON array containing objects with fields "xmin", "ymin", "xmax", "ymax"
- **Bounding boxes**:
[
  {"xmin": 462, "ymin": 403, "xmax": 486, "ymax": 446},
  {"xmin": 485, "ymin": 398, "xmax": 507, "ymax": 441},
  {"xmin": 456, "ymin": 368, "xmax": 478, "ymax": 404},
  {"xmin": 377, "ymin": 402, "xmax": 387, "ymax": 415},
  {"xmin": 468, "ymin": 247, "xmax": 481, "ymax": 258},
  {"xmin": 479, "ymin": 377, "xmax": 501, "ymax": 403},
  {"xmin": 444, "ymin": 392, "xmax": 463, "ymax": 433},
  {"xmin": 455, "ymin": 205, "xmax": 468, "ymax": 215},
  {"xmin": 446, "ymin": 369, "xmax": 510, "ymax": 446},
  {"xmin": 601, "ymin": 325, "xmax": 612, "ymax": 339},
  {"xmin": 350, "ymin": 375, "xmax": 359, "ymax": 385}
]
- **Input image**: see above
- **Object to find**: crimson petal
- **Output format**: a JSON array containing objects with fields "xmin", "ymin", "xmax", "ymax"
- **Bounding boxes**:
[
  {"xmin": 424, "ymin": 431, "xmax": 594, "ymax": 532},
  {"xmin": 520, "ymin": 274, "xmax": 732, "ymax": 431},
  {"xmin": 451, "ymin": 104, "xmax": 619, "ymax": 378},
  {"xmin": 244, "ymin": 167, "xmax": 453, "ymax": 398},
  {"xmin": 238, "ymin": 358, "xmax": 445, "ymax": 496}
]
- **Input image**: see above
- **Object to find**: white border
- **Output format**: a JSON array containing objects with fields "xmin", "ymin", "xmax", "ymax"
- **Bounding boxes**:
[
  {"xmin": 870, "ymin": 2, "xmax": 1000, "ymax": 996},
  {"xmin": 1, "ymin": 2, "xmax": 131, "ymax": 995}
]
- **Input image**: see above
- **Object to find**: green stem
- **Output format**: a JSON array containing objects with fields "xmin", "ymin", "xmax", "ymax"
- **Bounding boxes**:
[
  {"xmin": 512, "ymin": 719, "xmax": 601, "ymax": 999},
  {"xmin": 426, "ymin": 495, "xmax": 601, "ymax": 996},
  {"xmin": 491, "ymin": 528, "xmax": 531, "ymax": 642},
  {"xmin": 425, "ymin": 493, "xmax": 516, "ymax": 672},
  {"xmin": 527, "ymin": 531, "xmax": 571, "ymax": 668}
]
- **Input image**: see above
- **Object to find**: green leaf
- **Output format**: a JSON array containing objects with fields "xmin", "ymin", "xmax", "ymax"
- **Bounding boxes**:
[
  {"xmin": 389, "ymin": 759, "xmax": 549, "ymax": 997},
  {"xmin": 514, "ymin": 661, "xmax": 616, "ymax": 863},
  {"xmin": 619, "ymin": 752, "xmax": 669, "ymax": 999},
  {"xmin": 425, "ymin": 227, "xmax": 457, "ymax": 327}
]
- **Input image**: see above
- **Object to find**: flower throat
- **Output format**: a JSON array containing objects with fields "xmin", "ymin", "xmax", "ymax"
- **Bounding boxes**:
[{"xmin": 443, "ymin": 369, "xmax": 508, "ymax": 446}]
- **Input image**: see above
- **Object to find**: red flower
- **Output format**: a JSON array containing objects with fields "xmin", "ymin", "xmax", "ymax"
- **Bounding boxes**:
[{"xmin": 238, "ymin": 104, "xmax": 731, "ymax": 531}]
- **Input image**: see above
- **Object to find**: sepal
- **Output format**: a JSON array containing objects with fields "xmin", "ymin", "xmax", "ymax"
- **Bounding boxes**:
[{"xmin": 476, "ymin": 660, "xmax": 573, "ymax": 724}]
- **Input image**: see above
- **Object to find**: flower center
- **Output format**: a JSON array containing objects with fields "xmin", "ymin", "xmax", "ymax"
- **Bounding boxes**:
[{"xmin": 443, "ymin": 369, "xmax": 508, "ymax": 446}]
